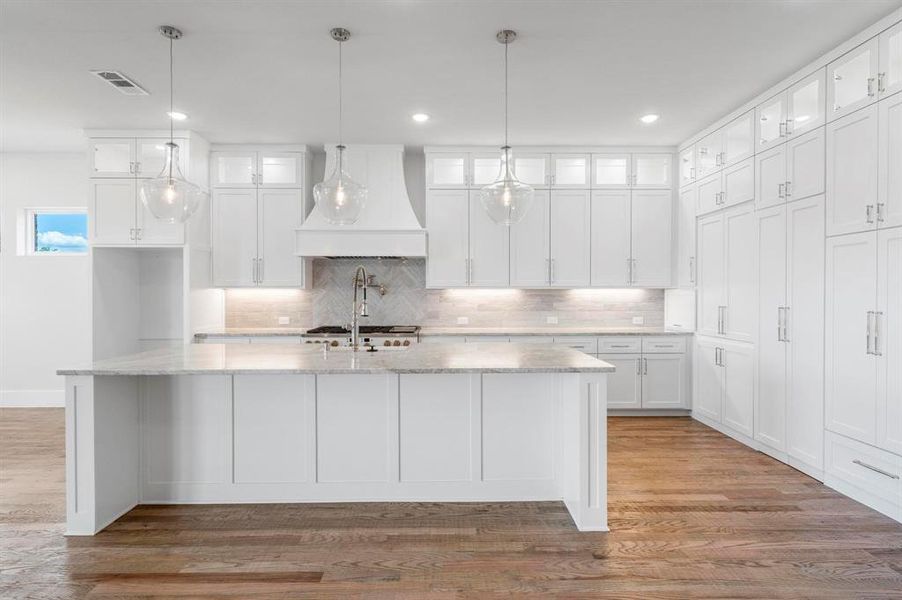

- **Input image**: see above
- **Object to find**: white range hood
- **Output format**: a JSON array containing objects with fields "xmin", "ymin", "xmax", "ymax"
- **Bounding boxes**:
[{"xmin": 296, "ymin": 144, "xmax": 426, "ymax": 257}]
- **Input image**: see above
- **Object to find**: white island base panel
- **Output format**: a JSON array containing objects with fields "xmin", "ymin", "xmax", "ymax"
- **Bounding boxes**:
[{"xmin": 65, "ymin": 372, "xmax": 608, "ymax": 535}]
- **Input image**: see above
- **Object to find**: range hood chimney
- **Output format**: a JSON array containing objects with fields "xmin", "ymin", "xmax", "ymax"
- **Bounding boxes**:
[{"xmin": 296, "ymin": 144, "xmax": 426, "ymax": 257}]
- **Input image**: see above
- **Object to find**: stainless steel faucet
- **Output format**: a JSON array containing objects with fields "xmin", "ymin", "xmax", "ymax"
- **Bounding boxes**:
[{"xmin": 350, "ymin": 266, "xmax": 369, "ymax": 351}]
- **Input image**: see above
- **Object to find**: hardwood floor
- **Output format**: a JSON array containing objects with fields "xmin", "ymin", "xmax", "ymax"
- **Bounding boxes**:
[{"xmin": 2, "ymin": 409, "xmax": 901, "ymax": 599}]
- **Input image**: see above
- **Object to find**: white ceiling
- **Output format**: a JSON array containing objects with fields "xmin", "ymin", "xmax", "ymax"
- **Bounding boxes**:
[{"xmin": 2, "ymin": 0, "xmax": 900, "ymax": 152}]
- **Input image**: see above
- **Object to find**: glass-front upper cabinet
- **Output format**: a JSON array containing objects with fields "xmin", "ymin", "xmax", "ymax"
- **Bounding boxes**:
[
  {"xmin": 592, "ymin": 153, "xmax": 631, "ymax": 188},
  {"xmin": 678, "ymin": 146, "xmax": 696, "ymax": 187},
  {"xmin": 696, "ymin": 129, "xmax": 724, "ymax": 177},
  {"xmin": 722, "ymin": 111, "xmax": 755, "ymax": 166},
  {"xmin": 632, "ymin": 154, "xmax": 672, "ymax": 188},
  {"xmin": 879, "ymin": 21, "xmax": 902, "ymax": 99},
  {"xmin": 90, "ymin": 138, "xmax": 135, "ymax": 177},
  {"xmin": 512, "ymin": 153, "xmax": 550, "ymax": 187},
  {"xmin": 426, "ymin": 152, "xmax": 468, "ymax": 188},
  {"xmin": 212, "ymin": 152, "xmax": 257, "ymax": 188},
  {"xmin": 551, "ymin": 154, "xmax": 590, "ymax": 188},
  {"xmin": 787, "ymin": 70, "xmax": 826, "ymax": 136},
  {"xmin": 470, "ymin": 153, "xmax": 503, "ymax": 187},
  {"xmin": 136, "ymin": 138, "xmax": 189, "ymax": 178},
  {"xmin": 828, "ymin": 38, "xmax": 879, "ymax": 121},
  {"xmin": 756, "ymin": 91, "xmax": 788, "ymax": 151},
  {"xmin": 259, "ymin": 152, "xmax": 302, "ymax": 188}
]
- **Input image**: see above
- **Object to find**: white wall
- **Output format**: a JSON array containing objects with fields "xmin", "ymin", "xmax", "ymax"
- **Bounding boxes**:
[{"xmin": 0, "ymin": 153, "xmax": 91, "ymax": 406}]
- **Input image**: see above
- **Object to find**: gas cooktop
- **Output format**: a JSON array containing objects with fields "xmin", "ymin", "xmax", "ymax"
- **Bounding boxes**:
[{"xmin": 305, "ymin": 325, "xmax": 420, "ymax": 336}]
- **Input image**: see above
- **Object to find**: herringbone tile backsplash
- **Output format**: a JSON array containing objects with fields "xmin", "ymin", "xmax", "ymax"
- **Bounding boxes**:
[{"xmin": 225, "ymin": 259, "xmax": 664, "ymax": 328}]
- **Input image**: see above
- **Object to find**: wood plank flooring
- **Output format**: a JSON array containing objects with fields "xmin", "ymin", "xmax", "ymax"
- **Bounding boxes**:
[{"xmin": 2, "ymin": 409, "xmax": 901, "ymax": 598}]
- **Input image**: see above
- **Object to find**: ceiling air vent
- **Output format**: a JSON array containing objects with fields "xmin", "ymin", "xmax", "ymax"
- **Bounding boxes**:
[{"xmin": 90, "ymin": 70, "xmax": 149, "ymax": 96}]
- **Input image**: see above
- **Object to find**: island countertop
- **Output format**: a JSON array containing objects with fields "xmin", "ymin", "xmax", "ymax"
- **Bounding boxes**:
[
  {"xmin": 58, "ymin": 342, "xmax": 616, "ymax": 376},
  {"xmin": 193, "ymin": 326, "xmax": 692, "ymax": 339}
]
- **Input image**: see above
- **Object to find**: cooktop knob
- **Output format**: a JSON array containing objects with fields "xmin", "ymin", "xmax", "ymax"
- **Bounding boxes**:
[
  {"xmin": 383, "ymin": 340, "xmax": 391, "ymax": 346},
  {"xmin": 402, "ymin": 340, "xmax": 411, "ymax": 346}
]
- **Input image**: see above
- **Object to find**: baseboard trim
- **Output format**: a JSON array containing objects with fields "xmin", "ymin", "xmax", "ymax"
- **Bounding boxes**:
[{"xmin": 0, "ymin": 389, "xmax": 65, "ymax": 407}]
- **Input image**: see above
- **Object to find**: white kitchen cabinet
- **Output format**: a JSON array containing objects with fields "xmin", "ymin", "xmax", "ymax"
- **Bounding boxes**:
[
  {"xmin": 679, "ymin": 145, "xmax": 696, "ymax": 187},
  {"xmin": 90, "ymin": 179, "xmax": 184, "ymax": 246},
  {"xmin": 879, "ymin": 21, "xmax": 902, "ymax": 99},
  {"xmin": 426, "ymin": 189, "xmax": 469, "ymax": 287},
  {"xmin": 757, "ymin": 91, "xmax": 788, "ymax": 152},
  {"xmin": 212, "ymin": 150, "xmax": 303, "ymax": 189},
  {"xmin": 878, "ymin": 92, "xmax": 902, "ymax": 229},
  {"xmin": 513, "ymin": 153, "xmax": 551, "ymax": 188},
  {"xmin": 826, "ymin": 104, "xmax": 879, "ymax": 236},
  {"xmin": 549, "ymin": 190, "xmax": 590, "ymax": 287},
  {"xmin": 426, "ymin": 152, "xmax": 469, "ymax": 188},
  {"xmin": 632, "ymin": 154, "xmax": 672, "ymax": 188},
  {"xmin": 876, "ymin": 227, "xmax": 902, "ymax": 455},
  {"xmin": 722, "ymin": 111, "xmax": 755, "ymax": 167},
  {"xmin": 722, "ymin": 157, "xmax": 755, "ymax": 209},
  {"xmin": 211, "ymin": 151, "xmax": 256, "ymax": 188},
  {"xmin": 825, "ymin": 231, "xmax": 878, "ymax": 444},
  {"xmin": 468, "ymin": 194, "xmax": 510, "ymax": 287},
  {"xmin": 696, "ymin": 129, "xmax": 723, "ymax": 178},
  {"xmin": 135, "ymin": 138, "xmax": 189, "ymax": 178},
  {"xmin": 551, "ymin": 154, "xmax": 590, "ymax": 188},
  {"xmin": 755, "ymin": 197, "xmax": 825, "ymax": 471},
  {"xmin": 641, "ymin": 354, "xmax": 688, "ymax": 409},
  {"xmin": 693, "ymin": 337, "xmax": 723, "ymax": 421},
  {"xmin": 470, "ymin": 152, "xmax": 502, "ymax": 187},
  {"xmin": 90, "ymin": 138, "xmax": 135, "ymax": 177},
  {"xmin": 787, "ymin": 70, "xmax": 827, "ymax": 136},
  {"xmin": 696, "ymin": 202, "xmax": 755, "ymax": 342},
  {"xmin": 828, "ymin": 38, "xmax": 879, "ymax": 122},
  {"xmin": 694, "ymin": 336, "xmax": 754, "ymax": 437},
  {"xmin": 676, "ymin": 185, "xmax": 697, "ymax": 288},
  {"xmin": 601, "ymin": 355, "xmax": 642, "ymax": 409},
  {"xmin": 510, "ymin": 190, "xmax": 551, "ymax": 287},
  {"xmin": 258, "ymin": 152, "xmax": 304, "ymax": 188},
  {"xmin": 213, "ymin": 188, "xmax": 304, "ymax": 287},
  {"xmin": 630, "ymin": 189, "xmax": 672, "ymax": 287},
  {"xmin": 757, "ymin": 128, "xmax": 825, "ymax": 209},
  {"xmin": 591, "ymin": 154, "xmax": 631, "ymax": 189},
  {"xmin": 696, "ymin": 172, "xmax": 722, "ymax": 216},
  {"xmin": 590, "ymin": 190, "xmax": 631, "ymax": 287}
]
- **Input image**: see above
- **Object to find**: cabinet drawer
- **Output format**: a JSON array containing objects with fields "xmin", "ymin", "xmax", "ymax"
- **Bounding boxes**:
[
  {"xmin": 465, "ymin": 336, "xmax": 509, "ymax": 343},
  {"xmin": 598, "ymin": 337, "xmax": 642, "ymax": 353},
  {"xmin": 512, "ymin": 336, "xmax": 554, "ymax": 344},
  {"xmin": 552, "ymin": 337, "xmax": 598, "ymax": 354},
  {"xmin": 642, "ymin": 337, "xmax": 687, "ymax": 353},
  {"xmin": 826, "ymin": 432, "xmax": 902, "ymax": 507}
]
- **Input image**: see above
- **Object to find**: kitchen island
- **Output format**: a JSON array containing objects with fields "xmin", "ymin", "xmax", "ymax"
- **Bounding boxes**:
[{"xmin": 58, "ymin": 343, "xmax": 613, "ymax": 535}]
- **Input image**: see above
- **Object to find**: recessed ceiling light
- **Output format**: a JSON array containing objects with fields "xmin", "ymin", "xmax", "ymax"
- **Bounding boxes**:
[
  {"xmin": 640, "ymin": 114, "xmax": 659, "ymax": 124},
  {"xmin": 411, "ymin": 113, "xmax": 430, "ymax": 123},
  {"xmin": 167, "ymin": 111, "xmax": 188, "ymax": 121}
]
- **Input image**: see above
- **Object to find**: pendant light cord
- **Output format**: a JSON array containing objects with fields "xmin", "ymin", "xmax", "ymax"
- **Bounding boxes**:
[
  {"xmin": 338, "ymin": 39, "xmax": 343, "ymax": 148},
  {"xmin": 504, "ymin": 39, "xmax": 509, "ymax": 149},
  {"xmin": 168, "ymin": 35, "xmax": 174, "ymax": 180}
]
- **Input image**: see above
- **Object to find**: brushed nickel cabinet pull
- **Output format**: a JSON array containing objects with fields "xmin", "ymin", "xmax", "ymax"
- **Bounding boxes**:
[{"xmin": 853, "ymin": 459, "xmax": 899, "ymax": 479}]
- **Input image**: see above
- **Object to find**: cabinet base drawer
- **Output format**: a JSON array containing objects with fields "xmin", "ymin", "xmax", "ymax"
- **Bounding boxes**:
[
  {"xmin": 642, "ymin": 337, "xmax": 687, "ymax": 353},
  {"xmin": 598, "ymin": 337, "xmax": 641, "ymax": 353},
  {"xmin": 824, "ymin": 431, "xmax": 902, "ymax": 518}
]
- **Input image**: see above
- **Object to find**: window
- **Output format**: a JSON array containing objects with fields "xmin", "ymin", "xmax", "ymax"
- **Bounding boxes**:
[{"xmin": 25, "ymin": 209, "xmax": 88, "ymax": 255}]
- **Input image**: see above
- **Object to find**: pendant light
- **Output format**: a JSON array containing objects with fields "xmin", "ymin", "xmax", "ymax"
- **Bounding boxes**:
[
  {"xmin": 314, "ymin": 28, "xmax": 367, "ymax": 225},
  {"xmin": 139, "ymin": 26, "xmax": 207, "ymax": 224},
  {"xmin": 480, "ymin": 29, "xmax": 534, "ymax": 226}
]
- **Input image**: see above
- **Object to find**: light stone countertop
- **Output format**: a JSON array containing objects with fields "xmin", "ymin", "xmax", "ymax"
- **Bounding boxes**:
[
  {"xmin": 193, "ymin": 326, "xmax": 693, "ymax": 339},
  {"xmin": 58, "ymin": 343, "xmax": 615, "ymax": 376}
]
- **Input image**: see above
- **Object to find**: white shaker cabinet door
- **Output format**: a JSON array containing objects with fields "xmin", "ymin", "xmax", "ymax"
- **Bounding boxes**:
[
  {"xmin": 510, "ymin": 190, "xmax": 550, "ymax": 287},
  {"xmin": 258, "ymin": 189, "xmax": 303, "ymax": 287},
  {"xmin": 879, "ymin": 21, "xmax": 902, "ymax": 99},
  {"xmin": 426, "ymin": 152, "xmax": 468, "ymax": 188},
  {"xmin": 722, "ymin": 341, "xmax": 755, "ymax": 439},
  {"xmin": 590, "ymin": 190, "xmax": 631, "ymax": 287},
  {"xmin": 258, "ymin": 152, "xmax": 304, "ymax": 188},
  {"xmin": 876, "ymin": 227, "xmax": 902, "ymax": 455},
  {"xmin": 828, "ymin": 38, "xmax": 879, "ymax": 121},
  {"xmin": 786, "ymin": 196, "xmax": 826, "ymax": 471},
  {"xmin": 592, "ymin": 153, "xmax": 632, "ymax": 189},
  {"xmin": 878, "ymin": 92, "xmax": 902, "ymax": 229},
  {"xmin": 136, "ymin": 138, "xmax": 189, "ymax": 178},
  {"xmin": 825, "ymin": 231, "xmax": 878, "ymax": 445},
  {"xmin": 642, "ymin": 354, "xmax": 688, "ymax": 409},
  {"xmin": 470, "ymin": 152, "xmax": 503, "ymax": 188},
  {"xmin": 676, "ymin": 185, "xmax": 697, "ymax": 288},
  {"xmin": 600, "ymin": 355, "xmax": 642, "ymax": 409},
  {"xmin": 213, "ymin": 189, "xmax": 259, "ymax": 287},
  {"xmin": 551, "ymin": 154, "xmax": 590, "ymax": 188},
  {"xmin": 512, "ymin": 153, "xmax": 550, "ymax": 188},
  {"xmin": 91, "ymin": 179, "xmax": 136, "ymax": 245},
  {"xmin": 211, "ymin": 151, "xmax": 257, "ymax": 188},
  {"xmin": 90, "ymin": 138, "xmax": 135, "ymax": 178},
  {"xmin": 425, "ymin": 189, "xmax": 469, "ymax": 288},
  {"xmin": 136, "ymin": 194, "xmax": 186, "ymax": 246},
  {"xmin": 757, "ymin": 91, "xmax": 788, "ymax": 152},
  {"xmin": 696, "ymin": 129, "xmax": 723, "ymax": 178},
  {"xmin": 826, "ymin": 104, "xmax": 879, "ymax": 236},
  {"xmin": 549, "ymin": 190, "xmax": 590, "ymax": 287},
  {"xmin": 632, "ymin": 153, "xmax": 672, "ymax": 189},
  {"xmin": 722, "ymin": 111, "xmax": 755, "ymax": 167},
  {"xmin": 755, "ymin": 205, "xmax": 788, "ymax": 453},
  {"xmin": 721, "ymin": 157, "xmax": 755, "ymax": 209},
  {"xmin": 696, "ymin": 172, "xmax": 723, "ymax": 216},
  {"xmin": 756, "ymin": 144, "xmax": 787, "ymax": 209},
  {"xmin": 630, "ymin": 189, "xmax": 673, "ymax": 288},
  {"xmin": 678, "ymin": 146, "xmax": 696, "ymax": 187},
  {"xmin": 785, "ymin": 126, "xmax": 825, "ymax": 202},
  {"xmin": 693, "ymin": 337, "xmax": 723, "ymax": 422},
  {"xmin": 696, "ymin": 213, "xmax": 725, "ymax": 338},
  {"xmin": 787, "ymin": 69, "xmax": 826, "ymax": 136},
  {"xmin": 468, "ymin": 195, "xmax": 510, "ymax": 287},
  {"xmin": 722, "ymin": 203, "xmax": 756, "ymax": 343}
]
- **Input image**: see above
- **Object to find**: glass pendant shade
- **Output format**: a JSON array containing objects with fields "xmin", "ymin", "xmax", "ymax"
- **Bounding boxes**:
[
  {"xmin": 480, "ymin": 147, "xmax": 534, "ymax": 225},
  {"xmin": 313, "ymin": 145, "xmax": 366, "ymax": 225},
  {"xmin": 139, "ymin": 143, "xmax": 206, "ymax": 224}
]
